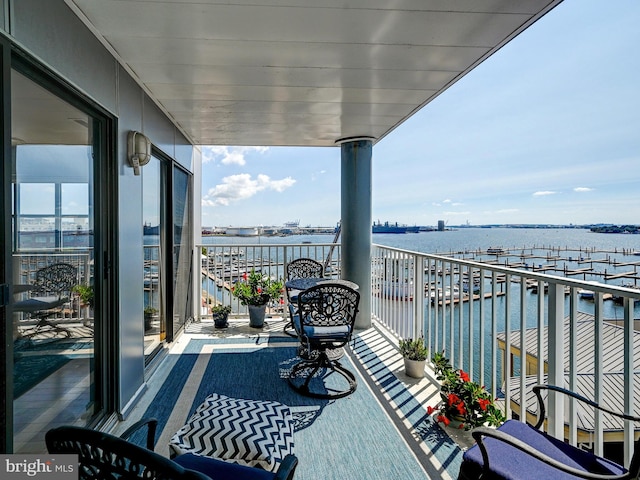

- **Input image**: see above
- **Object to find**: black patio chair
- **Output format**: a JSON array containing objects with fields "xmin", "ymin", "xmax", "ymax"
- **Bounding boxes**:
[
  {"xmin": 46, "ymin": 418, "xmax": 299, "ymax": 480},
  {"xmin": 288, "ymin": 283, "xmax": 360, "ymax": 399},
  {"xmin": 14, "ymin": 263, "xmax": 78, "ymax": 338},
  {"xmin": 458, "ymin": 384, "xmax": 640, "ymax": 480},
  {"xmin": 283, "ymin": 258, "xmax": 324, "ymax": 337}
]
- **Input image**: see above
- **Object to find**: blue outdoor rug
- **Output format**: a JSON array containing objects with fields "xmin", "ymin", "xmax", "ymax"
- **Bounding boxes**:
[{"xmin": 138, "ymin": 338, "xmax": 435, "ymax": 480}]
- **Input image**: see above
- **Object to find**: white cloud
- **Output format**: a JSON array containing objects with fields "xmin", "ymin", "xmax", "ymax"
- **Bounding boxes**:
[
  {"xmin": 202, "ymin": 173, "xmax": 296, "ymax": 207},
  {"xmin": 202, "ymin": 146, "xmax": 269, "ymax": 165},
  {"xmin": 443, "ymin": 210, "xmax": 471, "ymax": 216},
  {"xmin": 533, "ymin": 190, "xmax": 557, "ymax": 196},
  {"xmin": 574, "ymin": 187, "xmax": 594, "ymax": 192}
]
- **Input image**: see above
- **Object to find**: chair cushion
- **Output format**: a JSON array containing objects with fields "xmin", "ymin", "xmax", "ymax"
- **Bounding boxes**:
[
  {"xmin": 173, "ymin": 453, "xmax": 275, "ymax": 480},
  {"xmin": 459, "ymin": 420, "xmax": 627, "ymax": 480},
  {"xmin": 292, "ymin": 315, "xmax": 349, "ymax": 341},
  {"xmin": 14, "ymin": 296, "xmax": 68, "ymax": 313},
  {"xmin": 169, "ymin": 394, "xmax": 294, "ymax": 472}
]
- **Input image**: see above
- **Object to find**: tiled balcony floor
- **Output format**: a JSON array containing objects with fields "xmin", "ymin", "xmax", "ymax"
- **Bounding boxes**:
[{"xmin": 117, "ymin": 315, "xmax": 465, "ymax": 480}]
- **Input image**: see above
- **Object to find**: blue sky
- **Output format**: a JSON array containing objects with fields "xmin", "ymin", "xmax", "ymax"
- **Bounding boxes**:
[{"xmin": 200, "ymin": 0, "xmax": 640, "ymax": 228}]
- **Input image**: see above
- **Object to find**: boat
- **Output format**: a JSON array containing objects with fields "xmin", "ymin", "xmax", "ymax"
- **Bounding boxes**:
[
  {"xmin": 372, "ymin": 221, "xmax": 420, "ymax": 234},
  {"xmin": 578, "ymin": 288, "xmax": 595, "ymax": 299}
]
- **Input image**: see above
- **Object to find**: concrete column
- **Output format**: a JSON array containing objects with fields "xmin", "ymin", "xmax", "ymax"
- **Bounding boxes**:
[{"xmin": 339, "ymin": 137, "xmax": 373, "ymax": 329}]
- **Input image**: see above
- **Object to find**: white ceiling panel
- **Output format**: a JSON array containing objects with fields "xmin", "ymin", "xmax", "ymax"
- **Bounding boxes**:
[{"xmin": 66, "ymin": 0, "xmax": 562, "ymax": 146}]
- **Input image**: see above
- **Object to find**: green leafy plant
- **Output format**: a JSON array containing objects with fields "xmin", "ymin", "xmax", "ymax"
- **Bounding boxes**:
[
  {"xmin": 231, "ymin": 269, "xmax": 284, "ymax": 306},
  {"xmin": 211, "ymin": 304, "xmax": 232, "ymax": 316},
  {"xmin": 399, "ymin": 337, "xmax": 429, "ymax": 361},
  {"xmin": 144, "ymin": 306, "xmax": 158, "ymax": 317},
  {"xmin": 73, "ymin": 284, "xmax": 94, "ymax": 308},
  {"xmin": 429, "ymin": 351, "xmax": 505, "ymax": 430}
]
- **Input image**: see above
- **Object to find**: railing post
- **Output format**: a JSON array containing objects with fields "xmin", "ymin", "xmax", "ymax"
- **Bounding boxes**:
[
  {"xmin": 623, "ymin": 297, "xmax": 634, "ymax": 466},
  {"xmin": 547, "ymin": 282, "xmax": 565, "ymax": 439},
  {"xmin": 413, "ymin": 255, "xmax": 424, "ymax": 339}
]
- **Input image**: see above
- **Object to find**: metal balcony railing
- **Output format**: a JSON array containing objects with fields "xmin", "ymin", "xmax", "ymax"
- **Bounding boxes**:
[
  {"xmin": 372, "ymin": 244, "xmax": 640, "ymax": 466},
  {"xmin": 195, "ymin": 241, "xmax": 640, "ymax": 465},
  {"xmin": 197, "ymin": 242, "xmax": 341, "ymax": 317}
]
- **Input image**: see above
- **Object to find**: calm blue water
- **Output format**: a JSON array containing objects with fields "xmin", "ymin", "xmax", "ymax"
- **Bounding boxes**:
[
  {"xmin": 202, "ymin": 228, "xmax": 640, "ymax": 389},
  {"xmin": 203, "ymin": 227, "xmax": 640, "ymax": 255}
]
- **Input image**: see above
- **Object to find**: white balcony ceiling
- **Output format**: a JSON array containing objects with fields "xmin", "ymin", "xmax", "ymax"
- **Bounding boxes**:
[{"xmin": 66, "ymin": 0, "xmax": 562, "ymax": 147}]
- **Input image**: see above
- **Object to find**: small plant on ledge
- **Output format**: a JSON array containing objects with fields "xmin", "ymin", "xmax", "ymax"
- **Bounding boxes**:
[
  {"xmin": 428, "ymin": 351, "xmax": 505, "ymax": 430},
  {"xmin": 211, "ymin": 304, "xmax": 232, "ymax": 329},
  {"xmin": 399, "ymin": 337, "xmax": 429, "ymax": 361},
  {"xmin": 73, "ymin": 284, "xmax": 94, "ymax": 309},
  {"xmin": 399, "ymin": 337, "xmax": 429, "ymax": 378}
]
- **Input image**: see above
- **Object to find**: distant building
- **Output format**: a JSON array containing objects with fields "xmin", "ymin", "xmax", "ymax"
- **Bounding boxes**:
[{"xmin": 437, "ymin": 220, "xmax": 445, "ymax": 231}]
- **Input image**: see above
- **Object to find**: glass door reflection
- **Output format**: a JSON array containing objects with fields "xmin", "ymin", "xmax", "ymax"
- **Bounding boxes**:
[{"xmin": 143, "ymin": 156, "xmax": 166, "ymax": 362}]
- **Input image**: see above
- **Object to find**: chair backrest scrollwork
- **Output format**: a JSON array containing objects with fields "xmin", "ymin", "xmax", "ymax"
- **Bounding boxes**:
[
  {"xmin": 286, "ymin": 258, "xmax": 324, "ymax": 281},
  {"xmin": 32, "ymin": 263, "xmax": 78, "ymax": 298},
  {"xmin": 46, "ymin": 426, "xmax": 210, "ymax": 480},
  {"xmin": 298, "ymin": 283, "xmax": 360, "ymax": 330}
]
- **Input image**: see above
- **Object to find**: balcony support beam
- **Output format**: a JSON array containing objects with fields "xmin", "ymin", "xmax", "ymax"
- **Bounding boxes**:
[{"xmin": 339, "ymin": 137, "xmax": 373, "ymax": 329}]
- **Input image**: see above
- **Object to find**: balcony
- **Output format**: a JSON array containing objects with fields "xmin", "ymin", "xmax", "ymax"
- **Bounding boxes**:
[{"xmin": 190, "ymin": 241, "xmax": 640, "ymax": 476}]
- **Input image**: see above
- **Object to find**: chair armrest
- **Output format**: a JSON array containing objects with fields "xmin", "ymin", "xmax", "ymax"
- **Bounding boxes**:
[
  {"xmin": 119, "ymin": 418, "xmax": 158, "ymax": 451},
  {"xmin": 273, "ymin": 454, "xmax": 298, "ymax": 480},
  {"xmin": 471, "ymin": 427, "xmax": 631, "ymax": 480},
  {"xmin": 532, "ymin": 385, "xmax": 640, "ymax": 429}
]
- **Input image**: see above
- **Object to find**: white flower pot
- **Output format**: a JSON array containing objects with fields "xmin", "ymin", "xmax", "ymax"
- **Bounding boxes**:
[{"xmin": 403, "ymin": 358, "xmax": 426, "ymax": 378}]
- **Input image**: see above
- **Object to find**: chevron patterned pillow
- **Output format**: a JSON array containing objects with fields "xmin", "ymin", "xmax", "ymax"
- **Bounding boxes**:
[{"xmin": 169, "ymin": 393, "xmax": 295, "ymax": 472}]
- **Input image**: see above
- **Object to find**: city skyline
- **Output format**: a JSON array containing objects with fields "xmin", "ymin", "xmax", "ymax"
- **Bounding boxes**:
[{"xmin": 200, "ymin": 0, "xmax": 640, "ymax": 228}]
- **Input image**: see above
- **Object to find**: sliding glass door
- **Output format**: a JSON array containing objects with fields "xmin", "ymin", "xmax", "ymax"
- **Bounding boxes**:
[
  {"xmin": 143, "ymin": 156, "xmax": 167, "ymax": 362},
  {"xmin": 9, "ymin": 66, "xmax": 109, "ymax": 452}
]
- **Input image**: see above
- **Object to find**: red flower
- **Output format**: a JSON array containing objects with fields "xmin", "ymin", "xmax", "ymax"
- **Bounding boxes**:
[
  {"xmin": 456, "ymin": 403, "xmax": 467, "ymax": 416},
  {"xmin": 427, "ymin": 405, "xmax": 435, "ymax": 415},
  {"xmin": 257, "ymin": 287, "xmax": 262, "ymax": 294},
  {"xmin": 436, "ymin": 415, "xmax": 450, "ymax": 426},
  {"xmin": 459, "ymin": 370, "xmax": 470, "ymax": 382},
  {"xmin": 279, "ymin": 297, "xmax": 285, "ymax": 304},
  {"xmin": 458, "ymin": 423, "xmax": 466, "ymax": 430},
  {"xmin": 478, "ymin": 398, "xmax": 490, "ymax": 411},
  {"xmin": 447, "ymin": 393, "xmax": 460, "ymax": 407},
  {"xmin": 242, "ymin": 272, "xmax": 248, "ymax": 280}
]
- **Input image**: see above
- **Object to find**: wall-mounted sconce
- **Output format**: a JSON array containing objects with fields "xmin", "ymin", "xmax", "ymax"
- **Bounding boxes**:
[{"xmin": 127, "ymin": 130, "xmax": 151, "ymax": 175}]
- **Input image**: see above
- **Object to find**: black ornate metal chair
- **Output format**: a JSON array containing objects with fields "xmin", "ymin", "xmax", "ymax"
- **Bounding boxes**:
[
  {"xmin": 14, "ymin": 263, "xmax": 78, "ymax": 338},
  {"xmin": 458, "ymin": 384, "xmax": 640, "ymax": 480},
  {"xmin": 283, "ymin": 258, "xmax": 324, "ymax": 337},
  {"xmin": 288, "ymin": 283, "xmax": 360, "ymax": 399},
  {"xmin": 46, "ymin": 418, "xmax": 299, "ymax": 480}
]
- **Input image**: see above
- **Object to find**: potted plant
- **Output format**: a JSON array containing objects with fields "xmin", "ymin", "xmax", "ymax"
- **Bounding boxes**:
[
  {"xmin": 144, "ymin": 306, "xmax": 158, "ymax": 331},
  {"xmin": 231, "ymin": 269, "xmax": 284, "ymax": 328},
  {"xmin": 211, "ymin": 304, "xmax": 232, "ymax": 329},
  {"xmin": 428, "ymin": 351, "xmax": 505, "ymax": 431},
  {"xmin": 399, "ymin": 337, "xmax": 429, "ymax": 378},
  {"xmin": 73, "ymin": 284, "xmax": 94, "ymax": 309}
]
